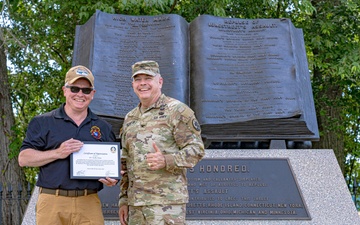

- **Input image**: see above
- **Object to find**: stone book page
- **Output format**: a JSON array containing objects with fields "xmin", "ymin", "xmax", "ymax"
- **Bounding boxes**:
[
  {"xmin": 73, "ymin": 10, "xmax": 190, "ymax": 120},
  {"xmin": 190, "ymin": 15, "xmax": 302, "ymax": 125},
  {"xmin": 189, "ymin": 15, "xmax": 318, "ymax": 139}
]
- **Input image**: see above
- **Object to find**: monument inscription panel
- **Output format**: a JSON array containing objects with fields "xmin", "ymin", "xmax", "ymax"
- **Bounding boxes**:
[{"xmin": 186, "ymin": 158, "xmax": 310, "ymax": 220}]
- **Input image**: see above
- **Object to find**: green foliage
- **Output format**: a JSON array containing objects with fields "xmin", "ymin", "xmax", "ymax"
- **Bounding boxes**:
[
  {"xmin": 305, "ymin": 0, "xmax": 360, "ymax": 140},
  {"xmin": 4, "ymin": 0, "xmax": 360, "ymax": 203},
  {"xmin": 23, "ymin": 167, "xmax": 40, "ymax": 185},
  {"xmin": 116, "ymin": 0, "xmax": 175, "ymax": 15},
  {"xmin": 172, "ymin": 0, "xmax": 231, "ymax": 21}
]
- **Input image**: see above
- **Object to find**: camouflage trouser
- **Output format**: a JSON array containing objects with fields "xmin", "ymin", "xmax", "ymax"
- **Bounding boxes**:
[{"xmin": 128, "ymin": 204, "xmax": 186, "ymax": 225}]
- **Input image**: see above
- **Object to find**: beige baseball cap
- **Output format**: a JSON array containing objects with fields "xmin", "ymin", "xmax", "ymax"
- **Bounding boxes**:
[{"xmin": 65, "ymin": 65, "xmax": 94, "ymax": 87}]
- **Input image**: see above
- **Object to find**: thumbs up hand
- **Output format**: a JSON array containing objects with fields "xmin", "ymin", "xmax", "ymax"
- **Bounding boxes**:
[{"xmin": 146, "ymin": 142, "xmax": 166, "ymax": 170}]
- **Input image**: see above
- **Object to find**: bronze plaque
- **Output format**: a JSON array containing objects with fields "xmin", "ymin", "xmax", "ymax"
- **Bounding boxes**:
[
  {"xmin": 98, "ymin": 158, "xmax": 310, "ymax": 220},
  {"xmin": 186, "ymin": 158, "xmax": 310, "ymax": 220}
]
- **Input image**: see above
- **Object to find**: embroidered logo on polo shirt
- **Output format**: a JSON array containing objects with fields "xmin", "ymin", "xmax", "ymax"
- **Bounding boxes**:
[{"xmin": 90, "ymin": 126, "xmax": 101, "ymax": 139}]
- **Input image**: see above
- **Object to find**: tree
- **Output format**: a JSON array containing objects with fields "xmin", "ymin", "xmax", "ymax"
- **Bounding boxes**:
[
  {"xmin": 302, "ymin": 0, "xmax": 360, "ymax": 174},
  {"xmin": 0, "ymin": 18, "xmax": 28, "ymax": 225}
]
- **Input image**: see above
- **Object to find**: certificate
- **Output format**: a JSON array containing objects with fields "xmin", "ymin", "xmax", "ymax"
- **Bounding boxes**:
[{"xmin": 70, "ymin": 142, "xmax": 121, "ymax": 179}]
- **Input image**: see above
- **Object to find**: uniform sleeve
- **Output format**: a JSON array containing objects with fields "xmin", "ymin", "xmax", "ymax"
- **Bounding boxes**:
[
  {"xmin": 118, "ymin": 128, "xmax": 129, "ymax": 207},
  {"xmin": 164, "ymin": 106, "xmax": 205, "ymax": 173}
]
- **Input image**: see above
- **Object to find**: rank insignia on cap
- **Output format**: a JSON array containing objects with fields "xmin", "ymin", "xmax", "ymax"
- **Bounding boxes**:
[
  {"xmin": 192, "ymin": 118, "xmax": 201, "ymax": 131},
  {"xmin": 90, "ymin": 126, "xmax": 101, "ymax": 139}
]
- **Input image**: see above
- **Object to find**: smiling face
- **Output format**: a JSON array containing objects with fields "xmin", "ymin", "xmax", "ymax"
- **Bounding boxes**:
[
  {"xmin": 63, "ymin": 78, "xmax": 95, "ymax": 113},
  {"xmin": 132, "ymin": 74, "xmax": 163, "ymax": 108}
]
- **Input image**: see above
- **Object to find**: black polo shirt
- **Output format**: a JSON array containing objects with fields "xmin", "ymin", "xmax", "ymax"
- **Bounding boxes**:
[{"xmin": 20, "ymin": 103, "xmax": 116, "ymax": 191}]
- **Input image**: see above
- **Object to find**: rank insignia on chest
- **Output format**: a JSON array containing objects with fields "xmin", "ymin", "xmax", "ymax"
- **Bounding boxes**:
[
  {"xmin": 159, "ymin": 104, "xmax": 166, "ymax": 115},
  {"xmin": 90, "ymin": 126, "xmax": 102, "ymax": 139}
]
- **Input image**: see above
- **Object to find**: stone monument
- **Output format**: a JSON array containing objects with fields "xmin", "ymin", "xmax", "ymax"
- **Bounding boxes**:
[{"xmin": 21, "ymin": 11, "xmax": 360, "ymax": 225}]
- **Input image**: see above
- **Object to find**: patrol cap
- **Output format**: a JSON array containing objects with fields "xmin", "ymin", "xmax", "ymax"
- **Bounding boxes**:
[
  {"xmin": 65, "ymin": 65, "xmax": 94, "ymax": 87},
  {"xmin": 132, "ymin": 60, "xmax": 160, "ymax": 78}
]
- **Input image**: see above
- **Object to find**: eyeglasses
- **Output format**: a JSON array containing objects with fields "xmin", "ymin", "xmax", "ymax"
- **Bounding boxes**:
[{"xmin": 65, "ymin": 86, "xmax": 93, "ymax": 95}]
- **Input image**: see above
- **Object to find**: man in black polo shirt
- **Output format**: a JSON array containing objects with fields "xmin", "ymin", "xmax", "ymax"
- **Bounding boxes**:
[{"xmin": 18, "ymin": 65, "xmax": 118, "ymax": 224}]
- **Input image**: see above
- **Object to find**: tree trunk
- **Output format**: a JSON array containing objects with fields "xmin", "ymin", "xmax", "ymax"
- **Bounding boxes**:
[
  {"xmin": 312, "ymin": 68, "xmax": 345, "ymax": 173},
  {"xmin": 0, "ymin": 28, "xmax": 28, "ymax": 225}
]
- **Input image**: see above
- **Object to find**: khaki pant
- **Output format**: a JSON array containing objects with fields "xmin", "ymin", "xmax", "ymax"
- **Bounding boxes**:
[
  {"xmin": 128, "ymin": 204, "xmax": 186, "ymax": 225},
  {"xmin": 36, "ymin": 192, "xmax": 104, "ymax": 225}
]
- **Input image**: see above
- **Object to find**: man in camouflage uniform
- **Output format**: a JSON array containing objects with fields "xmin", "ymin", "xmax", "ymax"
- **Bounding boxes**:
[{"xmin": 118, "ymin": 60, "xmax": 205, "ymax": 225}]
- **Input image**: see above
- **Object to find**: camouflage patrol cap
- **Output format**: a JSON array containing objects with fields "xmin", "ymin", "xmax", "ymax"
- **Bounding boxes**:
[
  {"xmin": 65, "ymin": 65, "xmax": 94, "ymax": 87},
  {"xmin": 132, "ymin": 60, "xmax": 160, "ymax": 78}
]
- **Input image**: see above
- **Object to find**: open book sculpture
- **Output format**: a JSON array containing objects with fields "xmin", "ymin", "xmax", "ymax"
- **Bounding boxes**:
[{"xmin": 72, "ymin": 10, "xmax": 319, "ymax": 147}]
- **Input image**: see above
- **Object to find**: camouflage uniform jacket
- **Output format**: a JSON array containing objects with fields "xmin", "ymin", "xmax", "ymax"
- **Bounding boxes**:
[{"xmin": 119, "ymin": 94, "xmax": 205, "ymax": 207}]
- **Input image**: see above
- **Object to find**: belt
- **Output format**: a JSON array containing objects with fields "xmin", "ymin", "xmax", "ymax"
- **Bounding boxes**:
[{"xmin": 40, "ymin": 187, "xmax": 97, "ymax": 197}]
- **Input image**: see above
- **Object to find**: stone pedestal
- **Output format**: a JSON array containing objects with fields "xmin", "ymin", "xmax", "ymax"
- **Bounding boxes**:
[{"xmin": 21, "ymin": 149, "xmax": 360, "ymax": 225}]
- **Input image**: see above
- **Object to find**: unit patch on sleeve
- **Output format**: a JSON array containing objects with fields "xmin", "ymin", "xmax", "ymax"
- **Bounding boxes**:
[{"xmin": 192, "ymin": 118, "xmax": 201, "ymax": 131}]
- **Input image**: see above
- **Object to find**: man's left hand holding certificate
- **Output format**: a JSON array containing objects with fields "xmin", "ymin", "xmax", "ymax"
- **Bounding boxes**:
[{"xmin": 70, "ymin": 141, "xmax": 121, "ymax": 179}]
